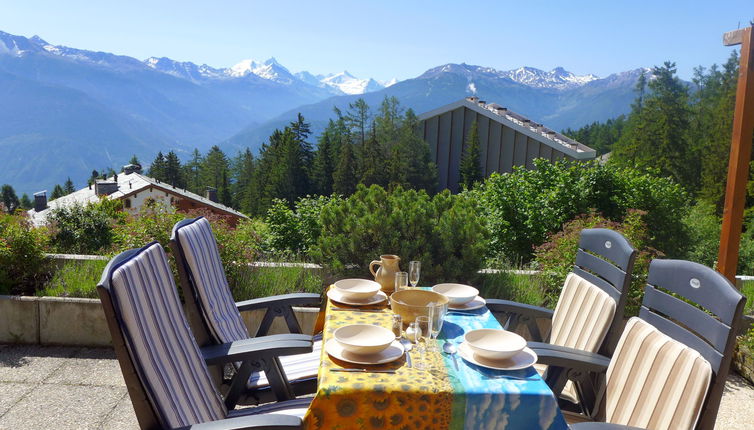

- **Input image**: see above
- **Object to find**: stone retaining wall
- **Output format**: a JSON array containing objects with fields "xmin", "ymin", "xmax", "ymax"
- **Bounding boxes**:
[{"xmin": 0, "ymin": 295, "xmax": 319, "ymax": 346}]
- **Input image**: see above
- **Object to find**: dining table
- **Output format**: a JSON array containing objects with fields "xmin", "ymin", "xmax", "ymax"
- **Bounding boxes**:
[{"xmin": 302, "ymin": 286, "xmax": 569, "ymax": 430}]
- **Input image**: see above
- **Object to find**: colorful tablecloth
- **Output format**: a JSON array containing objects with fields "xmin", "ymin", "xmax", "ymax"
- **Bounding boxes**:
[{"xmin": 303, "ymin": 289, "xmax": 568, "ymax": 430}]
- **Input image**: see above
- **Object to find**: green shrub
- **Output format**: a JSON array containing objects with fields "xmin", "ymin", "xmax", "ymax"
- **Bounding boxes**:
[
  {"xmin": 474, "ymin": 159, "xmax": 688, "ymax": 263},
  {"xmin": 477, "ymin": 266, "xmax": 547, "ymax": 306},
  {"xmin": 0, "ymin": 214, "xmax": 51, "ymax": 295},
  {"xmin": 264, "ymin": 195, "xmax": 338, "ymax": 256},
  {"xmin": 533, "ymin": 210, "xmax": 660, "ymax": 315},
  {"xmin": 311, "ymin": 184, "xmax": 487, "ymax": 284},
  {"xmin": 47, "ymin": 199, "xmax": 124, "ymax": 254},
  {"xmin": 112, "ymin": 200, "xmax": 185, "ymax": 250},
  {"xmin": 681, "ymin": 201, "xmax": 721, "ymax": 268}
]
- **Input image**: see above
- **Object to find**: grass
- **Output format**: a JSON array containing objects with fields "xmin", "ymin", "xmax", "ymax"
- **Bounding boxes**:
[
  {"xmin": 477, "ymin": 269, "xmax": 548, "ymax": 307},
  {"xmin": 37, "ymin": 259, "xmax": 108, "ymax": 299},
  {"xmin": 229, "ymin": 264, "xmax": 325, "ymax": 302},
  {"xmin": 741, "ymin": 279, "xmax": 754, "ymax": 315}
]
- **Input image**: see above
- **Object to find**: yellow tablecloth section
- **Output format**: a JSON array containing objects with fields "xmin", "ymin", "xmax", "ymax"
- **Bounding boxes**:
[{"xmin": 304, "ymin": 291, "xmax": 455, "ymax": 430}]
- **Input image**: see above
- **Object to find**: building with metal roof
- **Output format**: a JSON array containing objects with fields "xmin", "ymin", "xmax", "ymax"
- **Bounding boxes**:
[
  {"xmin": 27, "ymin": 169, "xmax": 247, "ymax": 227},
  {"xmin": 418, "ymin": 97, "xmax": 596, "ymax": 192}
]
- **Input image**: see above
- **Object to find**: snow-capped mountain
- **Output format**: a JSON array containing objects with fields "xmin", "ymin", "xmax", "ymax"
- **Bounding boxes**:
[
  {"xmin": 502, "ymin": 66, "xmax": 598, "ymax": 89},
  {"xmin": 320, "ymin": 71, "xmax": 384, "ymax": 95},
  {"xmin": 420, "ymin": 63, "xmax": 598, "ymax": 91}
]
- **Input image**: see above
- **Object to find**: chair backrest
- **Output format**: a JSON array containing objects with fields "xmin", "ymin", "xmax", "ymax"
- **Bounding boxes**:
[
  {"xmin": 170, "ymin": 217, "xmax": 250, "ymax": 346},
  {"xmin": 635, "ymin": 259, "xmax": 745, "ymax": 430},
  {"xmin": 549, "ymin": 228, "xmax": 637, "ymax": 355},
  {"xmin": 98, "ymin": 242, "xmax": 227, "ymax": 429}
]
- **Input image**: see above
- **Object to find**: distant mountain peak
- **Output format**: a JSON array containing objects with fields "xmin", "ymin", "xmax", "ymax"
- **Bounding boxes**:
[{"xmin": 421, "ymin": 63, "xmax": 599, "ymax": 90}]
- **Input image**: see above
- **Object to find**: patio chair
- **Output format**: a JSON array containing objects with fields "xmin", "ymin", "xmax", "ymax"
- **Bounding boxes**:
[
  {"xmin": 169, "ymin": 217, "xmax": 322, "ymax": 407},
  {"xmin": 97, "ymin": 242, "xmax": 313, "ymax": 430},
  {"xmin": 487, "ymin": 228, "xmax": 637, "ymax": 408},
  {"xmin": 535, "ymin": 259, "xmax": 746, "ymax": 429}
]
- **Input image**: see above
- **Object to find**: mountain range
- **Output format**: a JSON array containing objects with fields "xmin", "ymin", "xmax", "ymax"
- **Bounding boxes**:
[{"xmin": 0, "ymin": 30, "xmax": 643, "ymax": 195}]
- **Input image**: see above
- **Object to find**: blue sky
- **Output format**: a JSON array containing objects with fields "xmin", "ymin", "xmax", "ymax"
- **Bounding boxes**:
[{"xmin": 1, "ymin": 1, "xmax": 751, "ymax": 81}]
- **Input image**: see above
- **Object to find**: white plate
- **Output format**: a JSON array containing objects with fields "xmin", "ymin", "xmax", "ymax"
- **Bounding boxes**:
[
  {"xmin": 448, "ymin": 296, "xmax": 486, "ymax": 311},
  {"xmin": 327, "ymin": 289, "xmax": 388, "ymax": 306},
  {"xmin": 457, "ymin": 341, "xmax": 537, "ymax": 370},
  {"xmin": 325, "ymin": 338, "xmax": 404, "ymax": 365}
]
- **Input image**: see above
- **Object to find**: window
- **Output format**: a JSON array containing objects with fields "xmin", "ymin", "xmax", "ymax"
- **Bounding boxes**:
[{"xmin": 124, "ymin": 198, "xmax": 131, "ymax": 208}]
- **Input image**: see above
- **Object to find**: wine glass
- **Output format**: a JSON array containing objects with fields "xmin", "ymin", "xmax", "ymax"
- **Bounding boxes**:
[
  {"xmin": 416, "ymin": 315, "xmax": 430, "ymax": 368},
  {"xmin": 408, "ymin": 321, "xmax": 425, "ymax": 370},
  {"xmin": 427, "ymin": 304, "xmax": 445, "ymax": 352},
  {"xmin": 394, "ymin": 271, "xmax": 408, "ymax": 292},
  {"xmin": 409, "ymin": 261, "xmax": 421, "ymax": 287}
]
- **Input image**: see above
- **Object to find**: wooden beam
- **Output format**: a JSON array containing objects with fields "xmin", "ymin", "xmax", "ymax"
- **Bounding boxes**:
[{"xmin": 718, "ymin": 26, "xmax": 754, "ymax": 283}]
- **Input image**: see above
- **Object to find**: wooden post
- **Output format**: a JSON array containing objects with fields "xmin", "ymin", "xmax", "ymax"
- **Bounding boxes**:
[{"xmin": 718, "ymin": 27, "xmax": 754, "ymax": 283}]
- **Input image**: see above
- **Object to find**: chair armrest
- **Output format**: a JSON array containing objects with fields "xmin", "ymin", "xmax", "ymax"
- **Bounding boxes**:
[
  {"xmin": 486, "ymin": 299, "xmax": 554, "ymax": 341},
  {"xmin": 201, "ymin": 336, "xmax": 313, "ymax": 366},
  {"xmin": 236, "ymin": 293, "xmax": 322, "ymax": 312},
  {"xmin": 486, "ymin": 299, "xmax": 555, "ymax": 320},
  {"xmin": 531, "ymin": 343, "xmax": 611, "ymax": 373},
  {"xmin": 571, "ymin": 423, "xmax": 645, "ymax": 430},
  {"xmin": 186, "ymin": 413, "xmax": 302, "ymax": 430}
]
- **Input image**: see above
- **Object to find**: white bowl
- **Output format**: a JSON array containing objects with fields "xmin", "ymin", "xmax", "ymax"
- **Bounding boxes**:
[
  {"xmin": 333, "ymin": 324, "xmax": 395, "ymax": 355},
  {"xmin": 464, "ymin": 329, "xmax": 526, "ymax": 360},
  {"xmin": 432, "ymin": 283, "xmax": 479, "ymax": 305},
  {"xmin": 333, "ymin": 279, "xmax": 382, "ymax": 301}
]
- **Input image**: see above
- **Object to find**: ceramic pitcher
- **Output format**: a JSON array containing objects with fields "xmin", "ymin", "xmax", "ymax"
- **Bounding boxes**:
[{"xmin": 369, "ymin": 254, "xmax": 401, "ymax": 292}]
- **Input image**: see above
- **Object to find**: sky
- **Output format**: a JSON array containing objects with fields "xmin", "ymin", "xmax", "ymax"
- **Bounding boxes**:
[{"xmin": 0, "ymin": 1, "xmax": 752, "ymax": 82}]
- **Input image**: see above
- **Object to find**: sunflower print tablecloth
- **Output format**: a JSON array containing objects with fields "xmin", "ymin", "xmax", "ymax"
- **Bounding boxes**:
[{"xmin": 303, "ymin": 288, "xmax": 568, "ymax": 430}]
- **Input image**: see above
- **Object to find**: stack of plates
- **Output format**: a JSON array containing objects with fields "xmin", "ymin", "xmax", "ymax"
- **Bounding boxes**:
[{"xmin": 327, "ymin": 288, "xmax": 388, "ymax": 306}]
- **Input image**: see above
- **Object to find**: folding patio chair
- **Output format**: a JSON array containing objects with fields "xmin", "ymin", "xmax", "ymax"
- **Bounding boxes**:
[
  {"xmin": 536, "ymin": 259, "xmax": 746, "ymax": 429},
  {"xmin": 487, "ymin": 228, "xmax": 637, "ymax": 409},
  {"xmin": 97, "ymin": 242, "xmax": 313, "ymax": 430},
  {"xmin": 170, "ymin": 217, "xmax": 322, "ymax": 407}
]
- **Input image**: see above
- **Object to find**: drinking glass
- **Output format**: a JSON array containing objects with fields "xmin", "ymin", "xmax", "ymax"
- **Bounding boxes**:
[
  {"xmin": 413, "ymin": 318, "xmax": 429, "ymax": 370},
  {"xmin": 409, "ymin": 261, "xmax": 421, "ymax": 287},
  {"xmin": 394, "ymin": 271, "xmax": 408, "ymax": 292},
  {"xmin": 391, "ymin": 314, "xmax": 402, "ymax": 340},
  {"xmin": 407, "ymin": 321, "xmax": 425, "ymax": 370},
  {"xmin": 427, "ymin": 305, "xmax": 445, "ymax": 352}
]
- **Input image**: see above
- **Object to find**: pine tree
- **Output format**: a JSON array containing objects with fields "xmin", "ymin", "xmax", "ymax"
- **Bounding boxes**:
[
  {"xmin": 201, "ymin": 146, "xmax": 230, "ymax": 191},
  {"xmin": 63, "ymin": 177, "xmax": 75, "ymax": 194},
  {"xmin": 148, "ymin": 152, "xmax": 167, "ymax": 181},
  {"xmin": 231, "ymin": 149, "xmax": 255, "ymax": 212},
  {"xmin": 459, "ymin": 120, "xmax": 484, "ymax": 189},
  {"xmin": 184, "ymin": 149, "xmax": 204, "ymax": 194},
  {"xmin": 19, "ymin": 193, "xmax": 32, "ymax": 210},
  {"xmin": 220, "ymin": 170, "xmax": 232, "ymax": 206},
  {"xmin": 333, "ymin": 142, "xmax": 357, "ymax": 195},
  {"xmin": 402, "ymin": 109, "xmax": 438, "ymax": 191},
  {"xmin": 164, "ymin": 151, "xmax": 186, "ymax": 188},
  {"xmin": 360, "ymin": 126, "xmax": 386, "ymax": 187},
  {"xmin": 50, "ymin": 184, "xmax": 65, "ymax": 200},
  {"xmin": 311, "ymin": 125, "xmax": 337, "ymax": 195},
  {"xmin": 129, "ymin": 155, "xmax": 140, "ymax": 165},
  {"xmin": 1, "ymin": 184, "xmax": 19, "ymax": 213}
]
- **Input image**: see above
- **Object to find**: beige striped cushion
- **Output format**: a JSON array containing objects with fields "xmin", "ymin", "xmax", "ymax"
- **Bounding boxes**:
[
  {"xmin": 605, "ymin": 317, "xmax": 712, "ymax": 430},
  {"xmin": 550, "ymin": 272, "xmax": 616, "ymax": 351}
]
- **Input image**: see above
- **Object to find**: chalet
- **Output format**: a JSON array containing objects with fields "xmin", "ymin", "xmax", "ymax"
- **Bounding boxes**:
[
  {"xmin": 418, "ymin": 97, "xmax": 596, "ymax": 192},
  {"xmin": 27, "ymin": 164, "xmax": 247, "ymax": 227}
]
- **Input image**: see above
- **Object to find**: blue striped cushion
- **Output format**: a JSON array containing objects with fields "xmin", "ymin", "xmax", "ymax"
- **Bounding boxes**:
[
  {"xmin": 109, "ymin": 243, "xmax": 226, "ymax": 428},
  {"xmin": 176, "ymin": 218, "xmax": 250, "ymax": 344},
  {"xmin": 248, "ymin": 335, "xmax": 322, "ymax": 389}
]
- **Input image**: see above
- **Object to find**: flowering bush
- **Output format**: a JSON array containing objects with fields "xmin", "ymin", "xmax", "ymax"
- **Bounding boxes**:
[{"xmin": 0, "ymin": 214, "xmax": 51, "ymax": 295}]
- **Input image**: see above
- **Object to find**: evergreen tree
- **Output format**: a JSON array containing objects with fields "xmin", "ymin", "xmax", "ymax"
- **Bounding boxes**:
[
  {"xmin": 148, "ymin": 152, "xmax": 167, "ymax": 181},
  {"xmin": 333, "ymin": 142, "xmax": 357, "ymax": 195},
  {"xmin": 360, "ymin": 126, "xmax": 387, "ymax": 187},
  {"xmin": 63, "ymin": 177, "xmax": 75, "ymax": 194},
  {"xmin": 128, "ymin": 154, "xmax": 140, "ymax": 165},
  {"xmin": 201, "ymin": 146, "xmax": 230, "ymax": 191},
  {"xmin": 19, "ymin": 193, "xmax": 32, "ymax": 210},
  {"xmin": 1, "ymin": 184, "xmax": 19, "ymax": 213},
  {"xmin": 231, "ymin": 149, "xmax": 255, "ymax": 212},
  {"xmin": 163, "ymin": 151, "xmax": 186, "ymax": 188},
  {"xmin": 612, "ymin": 62, "xmax": 694, "ymax": 187},
  {"xmin": 184, "ymin": 149, "xmax": 204, "ymax": 194},
  {"xmin": 220, "ymin": 170, "xmax": 232, "ymax": 206},
  {"xmin": 459, "ymin": 120, "xmax": 484, "ymax": 189},
  {"xmin": 50, "ymin": 184, "xmax": 65, "ymax": 200},
  {"xmin": 311, "ymin": 124, "xmax": 337, "ymax": 195},
  {"xmin": 402, "ymin": 109, "xmax": 438, "ymax": 191}
]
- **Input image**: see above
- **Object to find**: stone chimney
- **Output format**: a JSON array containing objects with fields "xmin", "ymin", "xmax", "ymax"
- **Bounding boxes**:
[
  {"xmin": 95, "ymin": 180, "xmax": 118, "ymax": 196},
  {"xmin": 205, "ymin": 187, "xmax": 218, "ymax": 203},
  {"xmin": 123, "ymin": 164, "xmax": 142, "ymax": 175},
  {"xmin": 33, "ymin": 191, "xmax": 47, "ymax": 212}
]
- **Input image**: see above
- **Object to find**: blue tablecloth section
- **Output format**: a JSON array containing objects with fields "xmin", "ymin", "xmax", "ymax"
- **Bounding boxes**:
[{"xmin": 439, "ymin": 307, "xmax": 568, "ymax": 430}]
